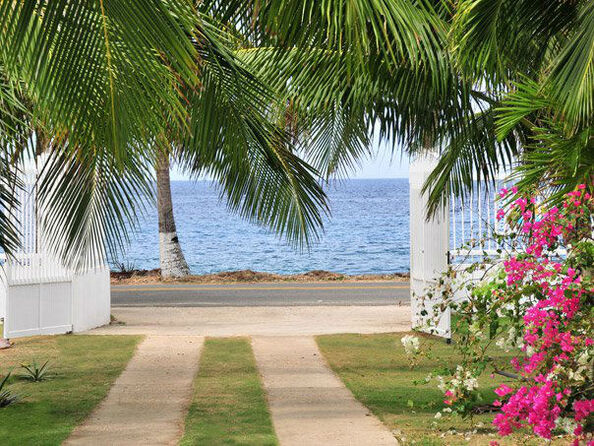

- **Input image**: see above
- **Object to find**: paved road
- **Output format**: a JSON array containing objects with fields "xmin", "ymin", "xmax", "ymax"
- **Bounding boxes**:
[{"xmin": 111, "ymin": 281, "xmax": 410, "ymax": 307}]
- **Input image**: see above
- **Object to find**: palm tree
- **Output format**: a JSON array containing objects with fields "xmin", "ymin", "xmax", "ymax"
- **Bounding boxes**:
[
  {"xmin": 0, "ymin": 1, "xmax": 332, "ymax": 267},
  {"xmin": 0, "ymin": 0, "xmax": 459, "ymax": 265},
  {"xmin": 217, "ymin": 0, "xmax": 593, "ymax": 210},
  {"xmin": 156, "ymin": 151, "xmax": 190, "ymax": 278},
  {"xmin": 3, "ymin": 0, "xmax": 589, "ymax": 262}
]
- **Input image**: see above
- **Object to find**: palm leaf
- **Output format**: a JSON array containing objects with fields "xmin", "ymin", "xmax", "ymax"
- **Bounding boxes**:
[
  {"xmin": 0, "ymin": 0, "xmax": 200, "ymax": 155},
  {"xmin": 548, "ymin": 1, "xmax": 594, "ymax": 128},
  {"xmin": 36, "ymin": 145, "xmax": 154, "ymax": 269},
  {"xmin": 175, "ymin": 19, "xmax": 329, "ymax": 248}
]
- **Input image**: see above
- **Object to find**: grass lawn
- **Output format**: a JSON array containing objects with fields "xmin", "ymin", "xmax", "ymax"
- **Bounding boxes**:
[
  {"xmin": 181, "ymin": 337, "xmax": 277, "ymax": 446},
  {"xmin": 317, "ymin": 333, "xmax": 560, "ymax": 446},
  {"xmin": 0, "ymin": 334, "xmax": 141, "ymax": 446}
]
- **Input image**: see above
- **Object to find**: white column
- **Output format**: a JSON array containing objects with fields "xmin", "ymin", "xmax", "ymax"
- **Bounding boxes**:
[{"xmin": 409, "ymin": 155, "xmax": 451, "ymax": 338}]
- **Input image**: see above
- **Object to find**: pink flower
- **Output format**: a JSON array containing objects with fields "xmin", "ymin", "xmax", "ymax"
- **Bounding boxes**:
[
  {"xmin": 494, "ymin": 385, "xmax": 513, "ymax": 397},
  {"xmin": 573, "ymin": 400, "xmax": 594, "ymax": 422},
  {"xmin": 469, "ymin": 189, "xmax": 593, "ymax": 442}
]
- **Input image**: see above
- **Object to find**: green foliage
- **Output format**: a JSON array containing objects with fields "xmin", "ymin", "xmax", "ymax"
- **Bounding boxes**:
[
  {"xmin": 0, "ymin": 372, "xmax": 19, "ymax": 408},
  {"xmin": 0, "ymin": 0, "xmax": 591, "ymax": 258},
  {"xmin": 19, "ymin": 360, "xmax": 51, "ymax": 382},
  {"xmin": 0, "ymin": 1, "xmax": 339, "ymax": 264}
]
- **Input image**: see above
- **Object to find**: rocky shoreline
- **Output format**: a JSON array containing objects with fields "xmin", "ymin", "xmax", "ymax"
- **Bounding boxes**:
[{"xmin": 111, "ymin": 268, "xmax": 409, "ymax": 285}]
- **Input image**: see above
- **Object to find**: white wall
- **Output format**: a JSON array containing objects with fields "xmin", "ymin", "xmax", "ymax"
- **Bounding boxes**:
[{"xmin": 0, "ymin": 273, "xmax": 6, "ymax": 320}]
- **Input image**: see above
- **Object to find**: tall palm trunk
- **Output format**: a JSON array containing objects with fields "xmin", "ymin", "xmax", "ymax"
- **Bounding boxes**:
[{"xmin": 156, "ymin": 151, "xmax": 190, "ymax": 278}]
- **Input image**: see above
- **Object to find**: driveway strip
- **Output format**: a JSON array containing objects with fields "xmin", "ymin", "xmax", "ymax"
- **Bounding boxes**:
[
  {"xmin": 65, "ymin": 335, "xmax": 204, "ymax": 446},
  {"xmin": 252, "ymin": 336, "xmax": 398, "ymax": 446}
]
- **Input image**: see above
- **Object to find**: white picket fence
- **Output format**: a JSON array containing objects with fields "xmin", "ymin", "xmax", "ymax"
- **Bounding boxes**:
[{"xmin": 1, "ymin": 169, "xmax": 110, "ymax": 339}]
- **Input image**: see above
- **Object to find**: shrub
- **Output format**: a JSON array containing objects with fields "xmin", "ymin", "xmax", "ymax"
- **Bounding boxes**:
[{"xmin": 412, "ymin": 186, "xmax": 593, "ymax": 443}]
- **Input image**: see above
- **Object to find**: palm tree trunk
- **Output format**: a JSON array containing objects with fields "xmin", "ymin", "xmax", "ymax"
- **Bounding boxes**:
[{"xmin": 156, "ymin": 151, "xmax": 190, "ymax": 278}]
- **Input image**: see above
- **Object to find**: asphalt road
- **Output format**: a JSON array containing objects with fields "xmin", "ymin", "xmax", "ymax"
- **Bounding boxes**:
[{"xmin": 111, "ymin": 281, "xmax": 410, "ymax": 307}]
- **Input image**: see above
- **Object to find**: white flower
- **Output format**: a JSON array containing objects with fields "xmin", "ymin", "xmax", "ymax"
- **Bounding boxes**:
[
  {"xmin": 468, "ymin": 321, "xmax": 483, "ymax": 338},
  {"xmin": 463, "ymin": 377, "xmax": 478, "ymax": 391},
  {"xmin": 434, "ymin": 412, "xmax": 442, "ymax": 419},
  {"xmin": 496, "ymin": 327, "xmax": 523, "ymax": 352},
  {"xmin": 401, "ymin": 335, "xmax": 420, "ymax": 355},
  {"xmin": 577, "ymin": 350, "xmax": 591, "ymax": 365},
  {"xmin": 436, "ymin": 376, "xmax": 447, "ymax": 392},
  {"xmin": 555, "ymin": 417, "xmax": 577, "ymax": 435}
]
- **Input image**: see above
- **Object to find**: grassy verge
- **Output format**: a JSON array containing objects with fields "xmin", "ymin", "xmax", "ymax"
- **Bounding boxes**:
[
  {"xmin": 181, "ymin": 337, "xmax": 277, "ymax": 446},
  {"xmin": 0, "ymin": 334, "xmax": 140, "ymax": 445},
  {"xmin": 317, "ymin": 333, "xmax": 558, "ymax": 446}
]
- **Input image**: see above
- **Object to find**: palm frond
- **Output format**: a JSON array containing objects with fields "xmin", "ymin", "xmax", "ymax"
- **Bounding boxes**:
[
  {"xmin": 0, "ymin": 0, "xmax": 200, "ymax": 155},
  {"xmin": 204, "ymin": 0, "xmax": 445, "ymax": 70},
  {"xmin": 36, "ymin": 145, "xmax": 154, "ymax": 269},
  {"xmin": 495, "ymin": 78, "xmax": 552, "ymax": 141},
  {"xmin": 548, "ymin": 1, "xmax": 594, "ymax": 128},
  {"xmin": 236, "ymin": 47, "xmax": 375, "ymax": 178},
  {"xmin": 175, "ymin": 19, "xmax": 329, "ymax": 248},
  {"xmin": 451, "ymin": 0, "xmax": 577, "ymax": 84},
  {"xmin": 512, "ymin": 124, "xmax": 594, "ymax": 202},
  {"xmin": 422, "ymin": 107, "xmax": 518, "ymax": 216}
]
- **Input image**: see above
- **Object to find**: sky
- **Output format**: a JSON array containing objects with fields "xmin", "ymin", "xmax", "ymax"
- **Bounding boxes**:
[
  {"xmin": 170, "ymin": 140, "xmax": 411, "ymax": 181},
  {"xmin": 351, "ymin": 140, "xmax": 409, "ymax": 179}
]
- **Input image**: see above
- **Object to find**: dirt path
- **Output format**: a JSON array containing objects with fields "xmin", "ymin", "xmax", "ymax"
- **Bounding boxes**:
[
  {"xmin": 64, "ymin": 335, "xmax": 203, "ymax": 446},
  {"xmin": 252, "ymin": 336, "xmax": 398, "ymax": 446}
]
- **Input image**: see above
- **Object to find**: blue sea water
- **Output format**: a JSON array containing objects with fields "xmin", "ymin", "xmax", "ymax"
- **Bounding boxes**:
[{"xmin": 117, "ymin": 178, "xmax": 410, "ymax": 275}]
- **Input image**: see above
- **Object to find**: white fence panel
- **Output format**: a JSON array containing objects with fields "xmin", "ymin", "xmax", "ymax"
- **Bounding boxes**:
[
  {"xmin": 2, "ymin": 168, "xmax": 110, "ymax": 339},
  {"xmin": 72, "ymin": 267, "xmax": 110, "ymax": 332},
  {"xmin": 5, "ymin": 281, "xmax": 72, "ymax": 338},
  {"xmin": 0, "ymin": 262, "xmax": 6, "ymax": 320}
]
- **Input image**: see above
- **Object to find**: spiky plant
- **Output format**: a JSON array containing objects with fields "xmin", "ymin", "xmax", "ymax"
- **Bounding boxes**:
[
  {"xmin": 19, "ymin": 360, "xmax": 51, "ymax": 382},
  {"xmin": 0, "ymin": 372, "xmax": 19, "ymax": 408}
]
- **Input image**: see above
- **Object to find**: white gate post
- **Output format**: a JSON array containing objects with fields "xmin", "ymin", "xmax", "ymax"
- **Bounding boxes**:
[{"xmin": 409, "ymin": 155, "xmax": 451, "ymax": 338}]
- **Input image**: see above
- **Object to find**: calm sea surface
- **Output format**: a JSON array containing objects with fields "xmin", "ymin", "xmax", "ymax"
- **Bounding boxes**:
[{"xmin": 117, "ymin": 179, "xmax": 410, "ymax": 274}]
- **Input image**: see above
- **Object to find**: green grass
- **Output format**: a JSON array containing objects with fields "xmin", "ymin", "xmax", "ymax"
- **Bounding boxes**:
[
  {"xmin": 317, "ymin": 333, "xmax": 557, "ymax": 446},
  {"xmin": 180, "ymin": 337, "xmax": 278, "ymax": 446},
  {"xmin": 0, "ymin": 334, "xmax": 141, "ymax": 445}
]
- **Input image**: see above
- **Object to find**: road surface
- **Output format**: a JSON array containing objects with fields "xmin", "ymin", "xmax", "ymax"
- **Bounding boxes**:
[{"xmin": 111, "ymin": 281, "xmax": 410, "ymax": 307}]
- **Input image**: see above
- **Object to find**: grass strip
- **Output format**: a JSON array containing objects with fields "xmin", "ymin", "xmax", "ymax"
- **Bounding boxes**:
[
  {"xmin": 181, "ymin": 337, "xmax": 277, "ymax": 446},
  {"xmin": 0, "ymin": 334, "xmax": 141, "ymax": 445}
]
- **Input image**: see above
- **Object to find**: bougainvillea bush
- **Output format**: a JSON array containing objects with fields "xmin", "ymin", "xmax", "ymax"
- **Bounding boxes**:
[{"xmin": 413, "ymin": 186, "xmax": 593, "ymax": 444}]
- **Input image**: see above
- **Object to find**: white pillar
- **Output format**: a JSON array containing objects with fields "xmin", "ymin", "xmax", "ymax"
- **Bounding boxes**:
[{"xmin": 409, "ymin": 155, "xmax": 451, "ymax": 338}]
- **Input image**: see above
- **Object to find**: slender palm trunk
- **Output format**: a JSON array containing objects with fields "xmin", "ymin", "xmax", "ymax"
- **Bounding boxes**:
[{"xmin": 156, "ymin": 151, "xmax": 190, "ymax": 278}]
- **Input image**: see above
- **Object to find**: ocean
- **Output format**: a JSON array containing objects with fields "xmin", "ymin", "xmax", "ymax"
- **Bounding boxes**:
[{"xmin": 117, "ymin": 178, "xmax": 411, "ymax": 275}]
